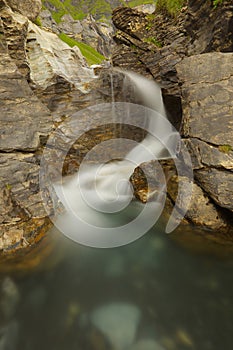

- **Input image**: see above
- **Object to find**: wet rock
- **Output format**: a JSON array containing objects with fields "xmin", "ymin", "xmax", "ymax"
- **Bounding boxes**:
[
  {"xmin": 195, "ymin": 169, "xmax": 233, "ymax": 212},
  {"xmin": 168, "ymin": 175, "xmax": 229, "ymax": 232},
  {"xmin": 113, "ymin": 2, "xmax": 233, "ymax": 236},
  {"xmin": 0, "ymin": 321, "xmax": 19, "ymax": 350},
  {"xmin": 130, "ymin": 338, "xmax": 165, "ymax": 350},
  {"xmin": 91, "ymin": 302, "xmax": 141, "ymax": 349},
  {"xmin": 0, "ymin": 277, "xmax": 19, "ymax": 319},
  {"xmin": 131, "ymin": 161, "xmax": 230, "ymax": 232}
]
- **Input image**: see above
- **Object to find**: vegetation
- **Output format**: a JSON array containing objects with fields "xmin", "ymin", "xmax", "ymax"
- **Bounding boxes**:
[
  {"xmin": 156, "ymin": 0, "xmax": 187, "ymax": 17},
  {"xmin": 127, "ymin": 0, "xmax": 156, "ymax": 8},
  {"xmin": 42, "ymin": 0, "xmax": 85, "ymax": 23},
  {"xmin": 42, "ymin": 1, "xmax": 158, "ymax": 23},
  {"xmin": 144, "ymin": 36, "xmax": 162, "ymax": 47},
  {"xmin": 33, "ymin": 16, "xmax": 42, "ymax": 26},
  {"xmin": 218, "ymin": 144, "xmax": 233, "ymax": 154},
  {"xmin": 58, "ymin": 32, "xmax": 106, "ymax": 65},
  {"xmin": 212, "ymin": 0, "xmax": 224, "ymax": 8}
]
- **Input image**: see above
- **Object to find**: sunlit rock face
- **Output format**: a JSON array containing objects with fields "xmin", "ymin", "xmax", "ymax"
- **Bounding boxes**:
[
  {"xmin": 4, "ymin": 0, "xmax": 42, "ymax": 20},
  {"xmin": 26, "ymin": 21, "xmax": 93, "ymax": 92}
]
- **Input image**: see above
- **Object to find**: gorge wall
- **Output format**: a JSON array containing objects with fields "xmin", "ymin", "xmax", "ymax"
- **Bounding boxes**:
[{"xmin": 112, "ymin": 0, "xmax": 233, "ymax": 238}]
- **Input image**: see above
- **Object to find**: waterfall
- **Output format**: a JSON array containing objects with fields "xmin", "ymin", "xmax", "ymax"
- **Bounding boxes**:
[{"xmin": 51, "ymin": 70, "xmax": 180, "ymax": 248}]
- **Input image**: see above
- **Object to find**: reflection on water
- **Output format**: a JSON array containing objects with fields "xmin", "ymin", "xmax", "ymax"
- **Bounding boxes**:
[{"xmin": 0, "ymin": 225, "xmax": 233, "ymax": 350}]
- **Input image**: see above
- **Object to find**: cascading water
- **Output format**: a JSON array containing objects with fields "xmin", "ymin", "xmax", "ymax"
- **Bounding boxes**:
[{"xmin": 41, "ymin": 70, "xmax": 183, "ymax": 248}]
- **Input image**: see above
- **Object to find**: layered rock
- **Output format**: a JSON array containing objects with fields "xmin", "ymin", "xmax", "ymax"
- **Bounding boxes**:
[
  {"xmin": 0, "ymin": 1, "xmax": 144, "ymax": 253},
  {"xmin": 5, "ymin": 0, "xmax": 41, "ymax": 20},
  {"xmin": 0, "ymin": 1, "xmax": 98, "ymax": 252},
  {"xmin": 177, "ymin": 53, "xmax": 233, "ymax": 215},
  {"xmin": 56, "ymin": 14, "xmax": 114, "ymax": 57},
  {"xmin": 113, "ymin": 2, "xmax": 233, "ymax": 236}
]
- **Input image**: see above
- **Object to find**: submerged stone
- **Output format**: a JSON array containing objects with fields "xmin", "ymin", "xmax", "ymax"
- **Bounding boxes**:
[
  {"xmin": 130, "ymin": 339, "xmax": 165, "ymax": 350},
  {"xmin": 91, "ymin": 302, "xmax": 141, "ymax": 349}
]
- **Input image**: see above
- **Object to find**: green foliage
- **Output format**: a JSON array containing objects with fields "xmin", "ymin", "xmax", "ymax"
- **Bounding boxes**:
[
  {"xmin": 144, "ymin": 36, "xmax": 162, "ymax": 47},
  {"xmin": 6, "ymin": 183, "xmax": 12, "ymax": 190},
  {"xmin": 156, "ymin": 0, "xmax": 186, "ymax": 17},
  {"xmin": 58, "ymin": 32, "xmax": 106, "ymax": 65},
  {"xmin": 43, "ymin": 1, "xmax": 158, "ymax": 22},
  {"xmin": 212, "ymin": 0, "xmax": 224, "ymax": 8},
  {"xmin": 145, "ymin": 13, "xmax": 155, "ymax": 30},
  {"xmin": 33, "ymin": 16, "xmax": 42, "ymax": 26},
  {"xmin": 218, "ymin": 144, "xmax": 233, "ymax": 154}
]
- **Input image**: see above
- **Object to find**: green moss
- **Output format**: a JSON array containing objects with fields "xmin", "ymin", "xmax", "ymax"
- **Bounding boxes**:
[
  {"xmin": 6, "ymin": 183, "xmax": 12, "ymax": 190},
  {"xmin": 218, "ymin": 144, "xmax": 233, "ymax": 154},
  {"xmin": 33, "ymin": 16, "xmax": 42, "ymax": 26},
  {"xmin": 144, "ymin": 36, "xmax": 162, "ymax": 47},
  {"xmin": 59, "ymin": 32, "xmax": 106, "ymax": 65},
  {"xmin": 213, "ymin": 0, "xmax": 224, "ymax": 8},
  {"xmin": 156, "ymin": 0, "xmax": 187, "ymax": 17}
]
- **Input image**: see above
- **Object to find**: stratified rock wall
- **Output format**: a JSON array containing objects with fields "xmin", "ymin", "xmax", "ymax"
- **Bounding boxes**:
[
  {"xmin": 113, "ymin": 2, "xmax": 233, "ymax": 234},
  {"xmin": 0, "ymin": 0, "xmax": 97, "ymax": 252},
  {"xmin": 5, "ymin": 0, "xmax": 41, "ymax": 20},
  {"xmin": 177, "ymin": 53, "xmax": 233, "ymax": 214}
]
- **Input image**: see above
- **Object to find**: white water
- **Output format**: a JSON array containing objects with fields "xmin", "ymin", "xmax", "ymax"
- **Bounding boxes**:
[{"xmin": 52, "ymin": 71, "xmax": 179, "ymax": 247}]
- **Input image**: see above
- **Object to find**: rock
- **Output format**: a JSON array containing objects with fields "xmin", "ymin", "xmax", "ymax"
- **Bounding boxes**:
[
  {"xmin": 27, "ymin": 21, "xmax": 93, "ymax": 92},
  {"xmin": 134, "ymin": 4, "xmax": 156, "ymax": 14},
  {"xmin": 0, "ymin": 52, "xmax": 52, "ymax": 151},
  {"xmin": 168, "ymin": 176, "xmax": 229, "ymax": 231},
  {"xmin": 5, "ymin": 0, "xmax": 41, "ymax": 20},
  {"xmin": 177, "ymin": 53, "xmax": 233, "ymax": 215},
  {"xmin": 57, "ymin": 14, "xmax": 114, "ymax": 58},
  {"xmin": 0, "ymin": 5, "xmax": 30, "ymax": 77},
  {"xmin": 39, "ymin": 9, "xmax": 59, "ymax": 34},
  {"xmin": 0, "ymin": 321, "xmax": 19, "ymax": 350},
  {"xmin": 0, "ymin": 32, "xmax": 53, "ymax": 251},
  {"xmin": 131, "ymin": 162, "xmax": 230, "ymax": 232},
  {"xmin": 91, "ymin": 302, "xmax": 141, "ymax": 349},
  {"xmin": 195, "ymin": 169, "xmax": 233, "ymax": 212},
  {"xmin": 130, "ymin": 339, "xmax": 165, "ymax": 350},
  {"xmin": 0, "ymin": 277, "xmax": 20, "ymax": 319},
  {"xmin": 113, "ymin": 2, "xmax": 233, "ymax": 236},
  {"xmin": 184, "ymin": 138, "xmax": 233, "ymax": 171},
  {"xmin": 177, "ymin": 53, "xmax": 233, "ymax": 145},
  {"xmin": 186, "ymin": 0, "xmax": 233, "ymax": 54}
]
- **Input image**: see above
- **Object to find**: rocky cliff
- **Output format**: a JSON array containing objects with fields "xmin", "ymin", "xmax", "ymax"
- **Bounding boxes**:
[
  {"xmin": 0, "ymin": 0, "xmax": 143, "ymax": 254},
  {"xmin": 112, "ymin": 0, "xmax": 233, "ymax": 238}
]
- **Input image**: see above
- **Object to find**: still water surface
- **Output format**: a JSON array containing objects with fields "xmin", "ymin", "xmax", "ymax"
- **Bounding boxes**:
[{"xmin": 0, "ymin": 225, "xmax": 232, "ymax": 350}]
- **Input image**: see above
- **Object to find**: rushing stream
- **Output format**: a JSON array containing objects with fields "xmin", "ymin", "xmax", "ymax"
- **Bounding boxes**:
[{"xmin": 0, "ymin": 225, "xmax": 232, "ymax": 350}]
